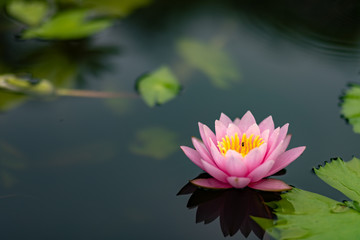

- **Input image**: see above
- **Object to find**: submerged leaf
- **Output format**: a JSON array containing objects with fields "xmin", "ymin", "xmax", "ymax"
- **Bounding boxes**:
[
  {"xmin": 80, "ymin": 0, "xmax": 152, "ymax": 17},
  {"xmin": 341, "ymin": 84, "xmax": 360, "ymax": 134},
  {"xmin": 129, "ymin": 127, "xmax": 179, "ymax": 160},
  {"xmin": 177, "ymin": 38, "xmax": 240, "ymax": 89},
  {"xmin": 22, "ymin": 9, "xmax": 112, "ymax": 40},
  {"xmin": 254, "ymin": 188, "xmax": 360, "ymax": 240},
  {"xmin": 6, "ymin": 0, "xmax": 49, "ymax": 26},
  {"xmin": 136, "ymin": 66, "xmax": 181, "ymax": 107},
  {"xmin": 314, "ymin": 157, "xmax": 360, "ymax": 203}
]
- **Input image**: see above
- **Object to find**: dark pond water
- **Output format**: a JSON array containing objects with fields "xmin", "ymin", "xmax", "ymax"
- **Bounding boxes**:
[{"xmin": 0, "ymin": 0, "xmax": 360, "ymax": 239}]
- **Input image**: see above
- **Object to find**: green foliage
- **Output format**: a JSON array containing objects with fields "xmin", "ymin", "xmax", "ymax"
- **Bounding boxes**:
[
  {"xmin": 254, "ymin": 188, "xmax": 360, "ymax": 240},
  {"xmin": 129, "ymin": 127, "xmax": 179, "ymax": 160},
  {"xmin": 0, "ymin": 74, "xmax": 55, "ymax": 95},
  {"xmin": 22, "ymin": 9, "xmax": 112, "ymax": 40},
  {"xmin": 341, "ymin": 84, "xmax": 360, "ymax": 134},
  {"xmin": 136, "ymin": 66, "xmax": 181, "ymax": 107},
  {"xmin": 177, "ymin": 38, "xmax": 240, "ymax": 89},
  {"xmin": 6, "ymin": 0, "xmax": 49, "ymax": 26},
  {"xmin": 255, "ymin": 157, "xmax": 360, "ymax": 239},
  {"xmin": 0, "ymin": 92, "xmax": 27, "ymax": 112},
  {"xmin": 79, "ymin": 0, "xmax": 152, "ymax": 17},
  {"xmin": 314, "ymin": 157, "xmax": 360, "ymax": 202}
]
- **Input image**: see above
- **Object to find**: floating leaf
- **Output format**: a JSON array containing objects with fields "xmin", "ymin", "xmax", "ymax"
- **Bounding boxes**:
[
  {"xmin": 136, "ymin": 66, "xmax": 181, "ymax": 107},
  {"xmin": 0, "ymin": 74, "xmax": 55, "ymax": 95},
  {"xmin": 80, "ymin": 0, "xmax": 152, "ymax": 17},
  {"xmin": 22, "ymin": 9, "xmax": 112, "ymax": 40},
  {"xmin": 314, "ymin": 157, "xmax": 360, "ymax": 203},
  {"xmin": 341, "ymin": 84, "xmax": 360, "ymax": 134},
  {"xmin": 177, "ymin": 38, "xmax": 240, "ymax": 89},
  {"xmin": 6, "ymin": 0, "xmax": 49, "ymax": 26},
  {"xmin": 254, "ymin": 188, "xmax": 360, "ymax": 240},
  {"xmin": 129, "ymin": 127, "xmax": 179, "ymax": 160}
]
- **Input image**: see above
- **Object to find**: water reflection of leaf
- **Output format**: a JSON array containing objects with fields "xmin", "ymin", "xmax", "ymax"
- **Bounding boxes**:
[
  {"xmin": 0, "ymin": 171, "xmax": 18, "ymax": 188},
  {"xmin": 0, "ymin": 141, "xmax": 27, "ymax": 188},
  {"xmin": 0, "ymin": 91, "xmax": 28, "ymax": 112},
  {"xmin": 129, "ymin": 127, "xmax": 179, "ymax": 160},
  {"xmin": 0, "ymin": 141, "xmax": 27, "ymax": 170},
  {"xmin": 45, "ymin": 142, "xmax": 118, "ymax": 167},
  {"xmin": 78, "ymin": 0, "xmax": 152, "ymax": 17},
  {"xmin": 136, "ymin": 66, "xmax": 181, "ymax": 107},
  {"xmin": 177, "ymin": 38, "xmax": 240, "ymax": 89},
  {"xmin": 22, "ymin": 9, "xmax": 112, "ymax": 40},
  {"xmin": 178, "ymin": 173, "xmax": 280, "ymax": 239},
  {"xmin": 340, "ymin": 84, "xmax": 360, "ymax": 134},
  {"xmin": 6, "ymin": 0, "xmax": 49, "ymax": 26},
  {"xmin": 254, "ymin": 188, "xmax": 360, "ymax": 240}
]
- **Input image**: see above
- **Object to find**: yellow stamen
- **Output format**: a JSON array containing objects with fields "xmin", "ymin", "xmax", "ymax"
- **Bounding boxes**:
[{"xmin": 217, "ymin": 133, "xmax": 264, "ymax": 157}]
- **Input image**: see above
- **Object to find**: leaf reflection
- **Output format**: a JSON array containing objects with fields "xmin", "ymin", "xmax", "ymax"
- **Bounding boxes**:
[
  {"xmin": 177, "ymin": 38, "xmax": 240, "ymax": 89},
  {"xmin": 177, "ymin": 173, "xmax": 281, "ymax": 239},
  {"xmin": 340, "ymin": 83, "xmax": 360, "ymax": 134},
  {"xmin": 129, "ymin": 127, "xmax": 179, "ymax": 160}
]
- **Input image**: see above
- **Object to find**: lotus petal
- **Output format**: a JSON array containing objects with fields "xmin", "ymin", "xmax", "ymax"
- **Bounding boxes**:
[
  {"xmin": 181, "ymin": 146, "xmax": 204, "ymax": 170},
  {"xmin": 191, "ymin": 178, "xmax": 232, "ymax": 189},
  {"xmin": 192, "ymin": 137, "xmax": 213, "ymax": 165},
  {"xmin": 259, "ymin": 115, "xmax": 274, "ymax": 133},
  {"xmin": 201, "ymin": 160, "xmax": 229, "ymax": 183},
  {"xmin": 227, "ymin": 177, "xmax": 251, "ymax": 188},
  {"xmin": 225, "ymin": 150, "xmax": 247, "ymax": 177},
  {"xmin": 248, "ymin": 160, "xmax": 275, "ymax": 182},
  {"xmin": 215, "ymin": 120, "xmax": 227, "ymax": 142},
  {"xmin": 267, "ymin": 146, "xmax": 306, "ymax": 176},
  {"xmin": 210, "ymin": 140, "xmax": 227, "ymax": 171},
  {"xmin": 248, "ymin": 178, "xmax": 292, "ymax": 191},
  {"xmin": 238, "ymin": 111, "xmax": 256, "ymax": 132},
  {"xmin": 243, "ymin": 143, "xmax": 267, "ymax": 172},
  {"xmin": 219, "ymin": 113, "xmax": 233, "ymax": 126}
]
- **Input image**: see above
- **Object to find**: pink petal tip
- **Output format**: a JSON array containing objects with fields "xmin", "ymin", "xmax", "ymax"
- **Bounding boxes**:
[
  {"xmin": 190, "ymin": 178, "xmax": 232, "ymax": 189},
  {"xmin": 248, "ymin": 178, "xmax": 292, "ymax": 192}
]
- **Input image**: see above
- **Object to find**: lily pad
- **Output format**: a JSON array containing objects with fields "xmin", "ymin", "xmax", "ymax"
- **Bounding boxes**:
[
  {"xmin": 177, "ymin": 38, "xmax": 240, "ymax": 89},
  {"xmin": 6, "ymin": 0, "xmax": 49, "ymax": 26},
  {"xmin": 79, "ymin": 0, "xmax": 152, "ymax": 17},
  {"xmin": 0, "ymin": 74, "xmax": 55, "ymax": 95},
  {"xmin": 314, "ymin": 157, "xmax": 360, "ymax": 203},
  {"xmin": 254, "ymin": 157, "xmax": 360, "ymax": 239},
  {"xmin": 129, "ymin": 127, "xmax": 179, "ymax": 160},
  {"xmin": 136, "ymin": 66, "xmax": 181, "ymax": 107},
  {"xmin": 254, "ymin": 188, "xmax": 360, "ymax": 240},
  {"xmin": 340, "ymin": 84, "xmax": 360, "ymax": 134},
  {"xmin": 22, "ymin": 9, "xmax": 112, "ymax": 40}
]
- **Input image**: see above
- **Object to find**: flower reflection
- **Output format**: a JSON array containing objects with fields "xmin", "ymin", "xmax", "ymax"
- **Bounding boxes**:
[{"xmin": 177, "ymin": 173, "xmax": 281, "ymax": 239}]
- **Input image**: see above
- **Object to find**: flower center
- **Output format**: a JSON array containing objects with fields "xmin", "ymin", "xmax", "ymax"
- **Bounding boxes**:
[{"xmin": 217, "ymin": 133, "xmax": 264, "ymax": 157}]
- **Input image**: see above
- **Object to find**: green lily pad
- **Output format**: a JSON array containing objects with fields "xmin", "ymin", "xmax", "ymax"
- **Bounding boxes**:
[
  {"xmin": 340, "ymin": 84, "xmax": 360, "ymax": 134},
  {"xmin": 314, "ymin": 157, "xmax": 360, "ymax": 203},
  {"xmin": 129, "ymin": 127, "xmax": 179, "ymax": 160},
  {"xmin": 136, "ymin": 66, "xmax": 181, "ymax": 107},
  {"xmin": 177, "ymin": 38, "xmax": 240, "ymax": 89},
  {"xmin": 253, "ymin": 188, "xmax": 360, "ymax": 240},
  {"xmin": 0, "ymin": 74, "xmax": 55, "ymax": 95},
  {"xmin": 6, "ymin": 0, "xmax": 49, "ymax": 26},
  {"xmin": 22, "ymin": 9, "xmax": 112, "ymax": 40},
  {"xmin": 80, "ymin": 0, "xmax": 152, "ymax": 17}
]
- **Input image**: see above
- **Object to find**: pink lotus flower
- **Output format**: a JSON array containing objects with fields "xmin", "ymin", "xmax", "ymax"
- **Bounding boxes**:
[{"xmin": 181, "ymin": 111, "xmax": 306, "ymax": 191}]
